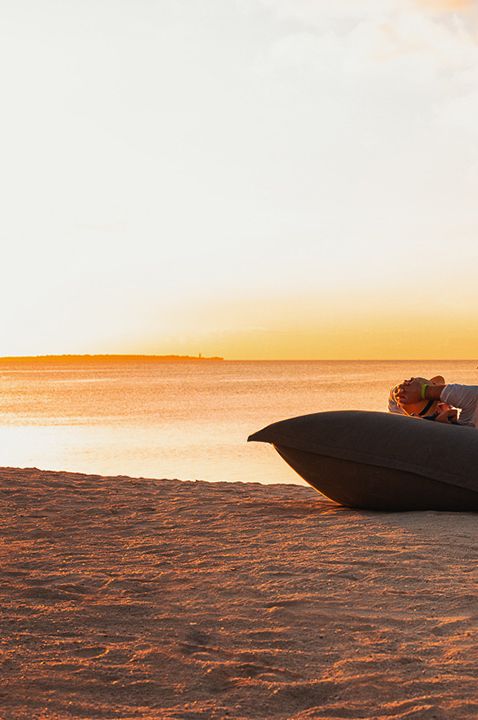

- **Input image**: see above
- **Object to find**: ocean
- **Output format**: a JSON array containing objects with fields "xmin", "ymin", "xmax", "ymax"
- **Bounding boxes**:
[{"xmin": 1, "ymin": 358, "xmax": 476, "ymax": 484}]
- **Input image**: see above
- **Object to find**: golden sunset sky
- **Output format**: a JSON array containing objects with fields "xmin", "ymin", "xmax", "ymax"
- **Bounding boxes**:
[{"xmin": 1, "ymin": 0, "xmax": 478, "ymax": 359}]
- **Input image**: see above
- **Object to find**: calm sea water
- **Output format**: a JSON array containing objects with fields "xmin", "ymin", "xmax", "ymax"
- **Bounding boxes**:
[{"xmin": 1, "ymin": 359, "xmax": 476, "ymax": 484}]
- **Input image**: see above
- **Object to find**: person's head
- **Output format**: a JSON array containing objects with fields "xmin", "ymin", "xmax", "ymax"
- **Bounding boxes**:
[{"xmin": 388, "ymin": 375, "xmax": 457, "ymax": 424}]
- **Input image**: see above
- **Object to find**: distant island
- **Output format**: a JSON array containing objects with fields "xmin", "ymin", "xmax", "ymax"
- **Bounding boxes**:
[{"xmin": 0, "ymin": 354, "xmax": 224, "ymax": 363}]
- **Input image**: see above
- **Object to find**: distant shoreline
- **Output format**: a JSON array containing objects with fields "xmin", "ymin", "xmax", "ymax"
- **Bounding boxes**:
[
  {"xmin": 0, "ymin": 355, "xmax": 474, "ymax": 364},
  {"xmin": 0, "ymin": 354, "xmax": 224, "ymax": 363}
]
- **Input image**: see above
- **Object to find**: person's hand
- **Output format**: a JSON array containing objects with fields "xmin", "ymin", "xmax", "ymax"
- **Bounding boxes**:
[
  {"xmin": 435, "ymin": 403, "xmax": 458, "ymax": 424},
  {"xmin": 396, "ymin": 378, "xmax": 422, "ymax": 405}
]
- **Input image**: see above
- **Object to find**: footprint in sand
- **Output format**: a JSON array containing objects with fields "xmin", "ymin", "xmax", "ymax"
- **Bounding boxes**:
[{"xmin": 74, "ymin": 646, "xmax": 108, "ymax": 659}]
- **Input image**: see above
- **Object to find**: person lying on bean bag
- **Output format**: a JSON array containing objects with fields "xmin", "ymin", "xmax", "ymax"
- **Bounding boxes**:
[
  {"xmin": 388, "ymin": 375, "xmax": 459, "ymax": 424},
  {"xmin": 394, "ymin": 376, "xmax": 478, "ymax": 427}
]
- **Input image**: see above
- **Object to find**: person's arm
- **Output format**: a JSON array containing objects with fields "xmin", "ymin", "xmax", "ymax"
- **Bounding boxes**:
[
  {"xmin": 441, "ymin": 384, "xmax": 478, "ymax": 425},
  {"xmin": 396, "ymin": 379, "xmax": 444, "ymax": 405}
]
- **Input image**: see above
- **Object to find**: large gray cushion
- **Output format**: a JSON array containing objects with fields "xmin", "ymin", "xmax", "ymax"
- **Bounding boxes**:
[{"xmin": 248, "ymin": 411, "xmax": 478, "ymax": 510}]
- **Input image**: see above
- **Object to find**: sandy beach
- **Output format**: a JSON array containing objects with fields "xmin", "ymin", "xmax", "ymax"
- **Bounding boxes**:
[{"xmin": 1, "ymin": 468, "xmax": 477, "ymax": 720}]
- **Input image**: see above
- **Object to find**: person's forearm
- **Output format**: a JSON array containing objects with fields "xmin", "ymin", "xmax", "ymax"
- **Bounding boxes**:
[
  {"xmin": 397, "ymin": 379, "xmax": 445, "ymax": 405},
  {"xmin": 424, "ymin": 384, "xmax": 445, "ymax": 401}
]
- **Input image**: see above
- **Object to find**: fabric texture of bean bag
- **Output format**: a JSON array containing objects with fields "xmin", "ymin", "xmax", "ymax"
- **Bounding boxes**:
[{"xmin": 248, "ymin": 411, "xmax": 478, "ymax": 511}]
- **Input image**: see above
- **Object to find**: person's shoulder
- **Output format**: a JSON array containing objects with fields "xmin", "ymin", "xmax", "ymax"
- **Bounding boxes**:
[
  {"xmin": 442, "ymin": 385, "xmax": 478, "ymax": 418},
  {"xmin": 443, "ymin": 383, "xmax": 478, "ymax": 393}
]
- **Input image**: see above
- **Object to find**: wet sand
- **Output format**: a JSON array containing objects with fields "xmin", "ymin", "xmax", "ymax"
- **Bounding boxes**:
[{"xmin": 1, "ymin": 468, "xmax": 477, "ymax": 719}]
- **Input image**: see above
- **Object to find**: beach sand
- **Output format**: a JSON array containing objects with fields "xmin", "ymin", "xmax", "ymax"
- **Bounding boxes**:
[{"xmin": 1, "ymin": 468, "xmax": 477, "ymax": 720}]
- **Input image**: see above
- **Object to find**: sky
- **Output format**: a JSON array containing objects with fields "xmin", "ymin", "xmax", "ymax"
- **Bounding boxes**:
[{"xmin": 1, "ymin": 0, "xmax": 478, "ymax": 359}]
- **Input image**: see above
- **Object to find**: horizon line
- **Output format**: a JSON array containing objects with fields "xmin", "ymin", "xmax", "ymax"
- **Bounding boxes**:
[{"xmin": 0, "ymin": 354, "xmax": 476, "ymax": 363}]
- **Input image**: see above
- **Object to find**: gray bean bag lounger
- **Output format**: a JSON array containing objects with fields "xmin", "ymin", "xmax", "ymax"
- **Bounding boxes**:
[{"xmin": 248, "ymin": 411, "xmax": 478, "ymax": 511}]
